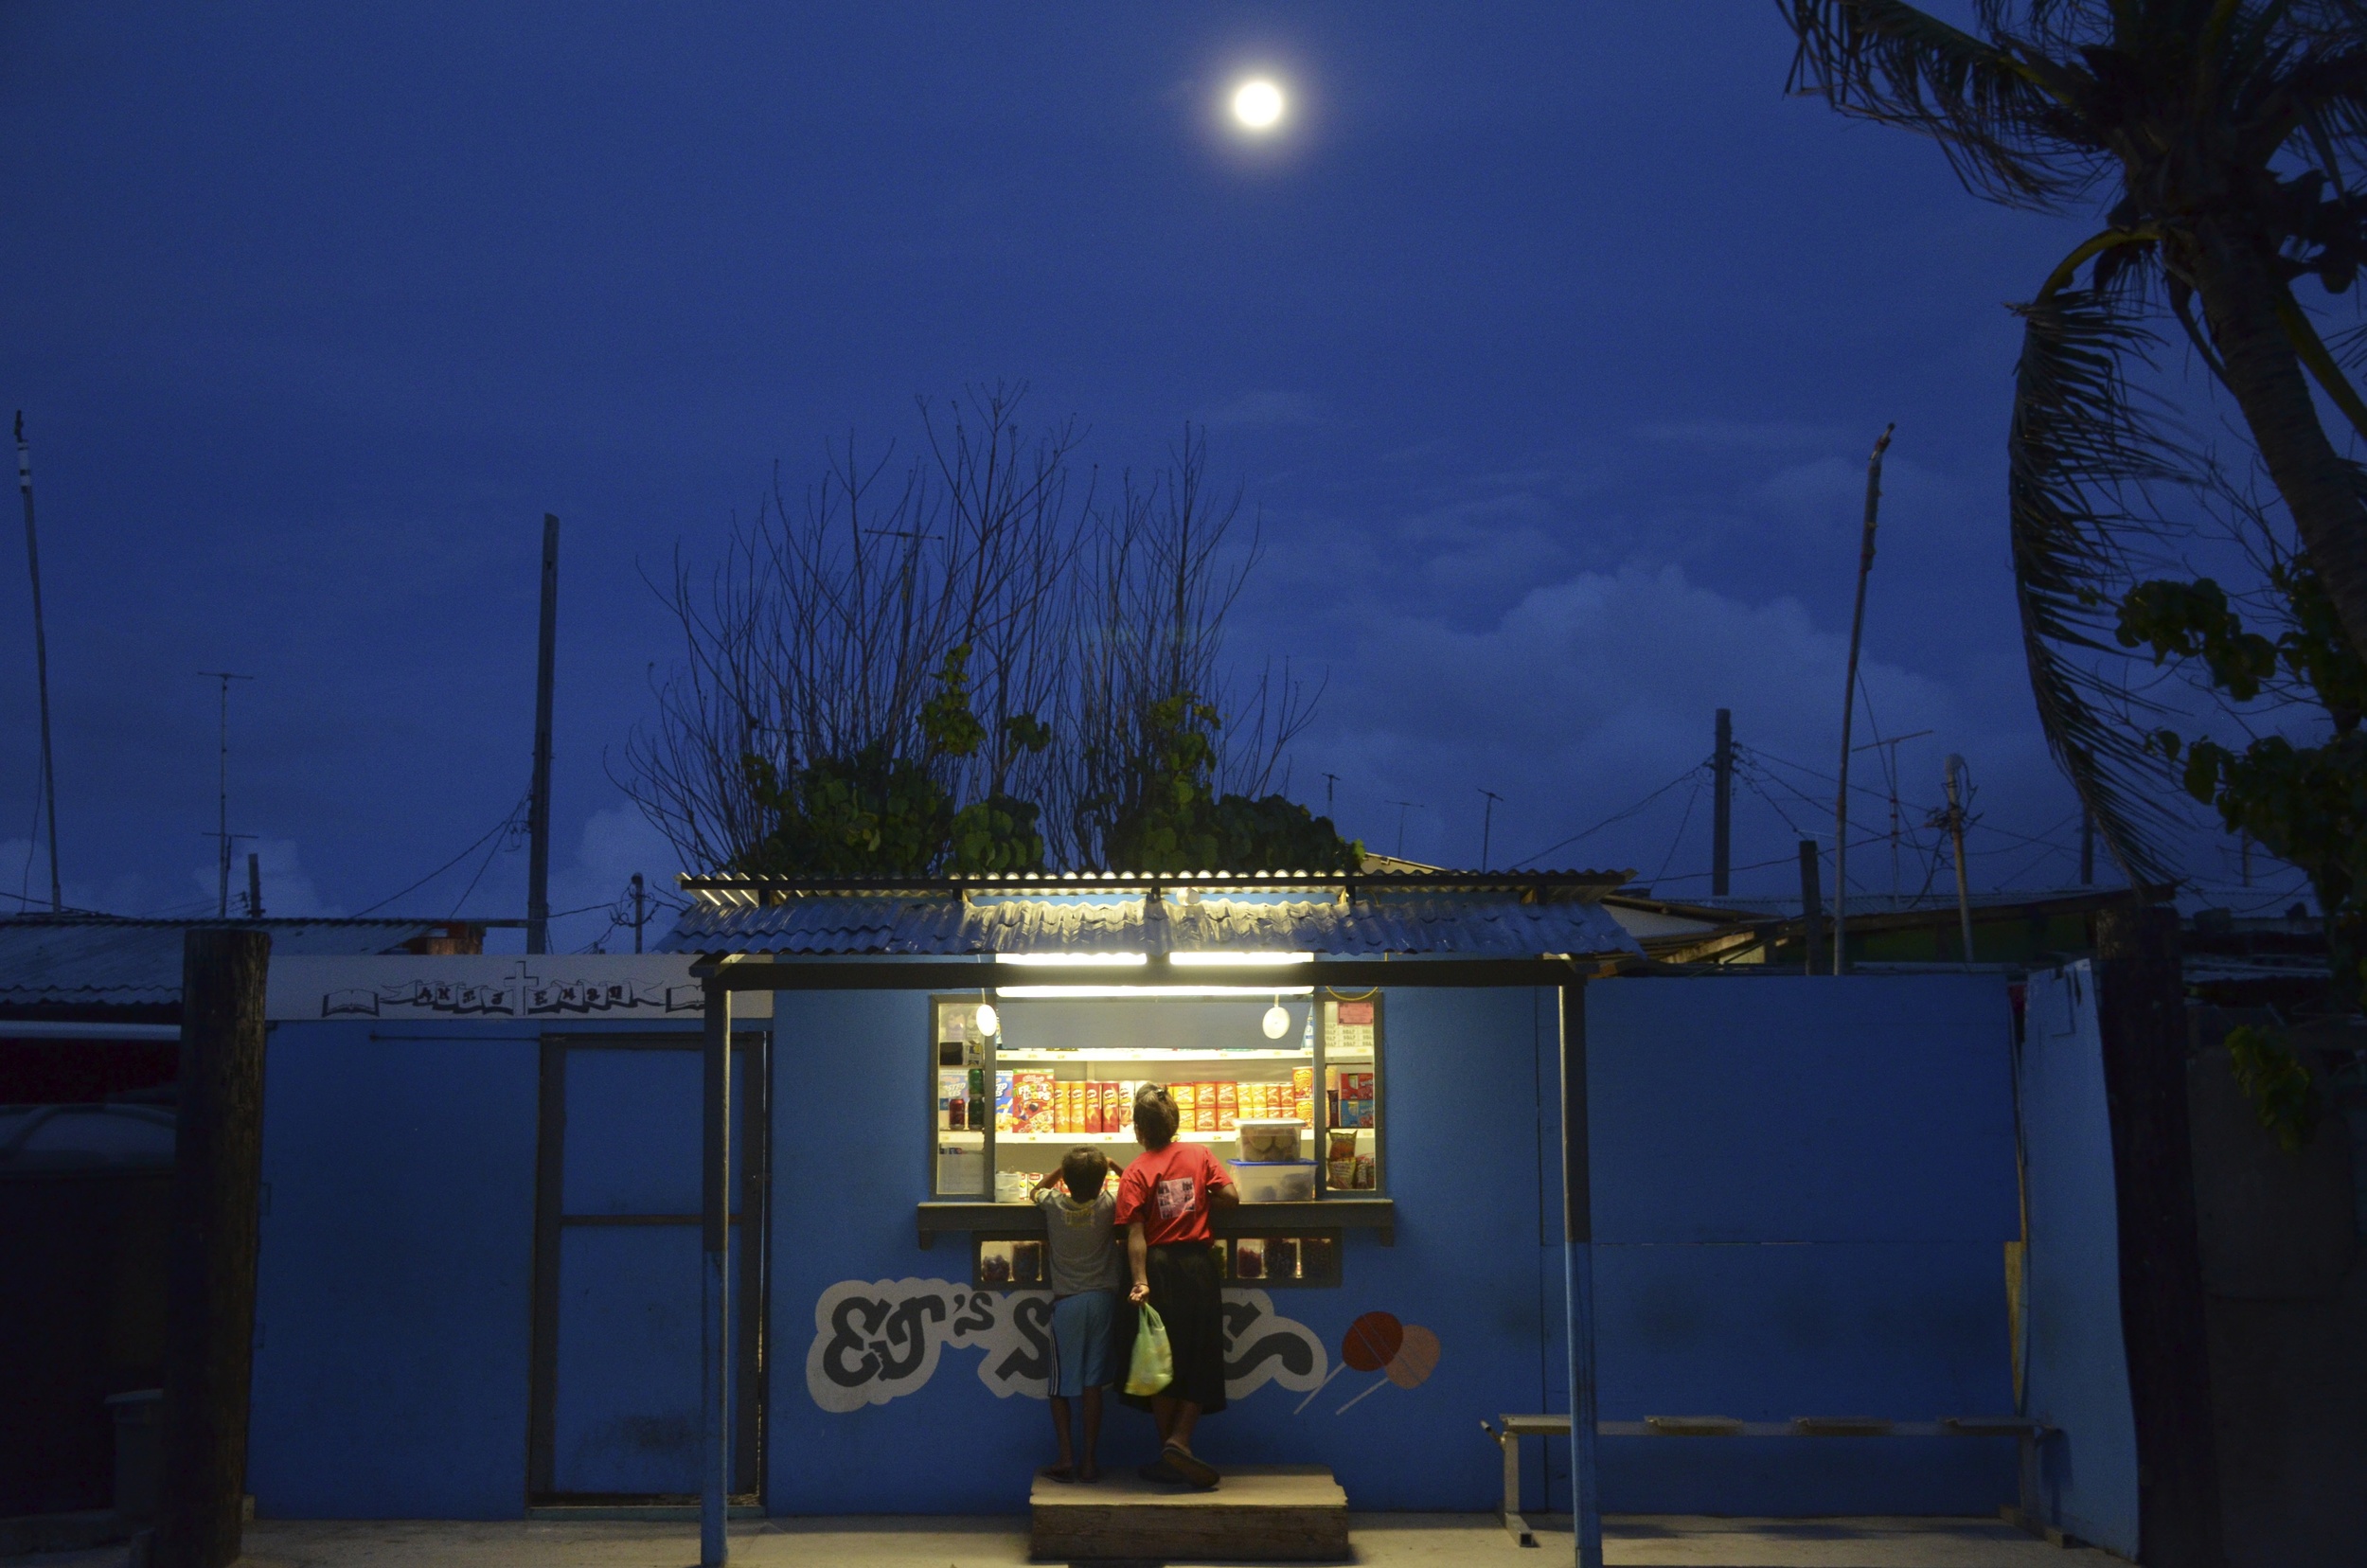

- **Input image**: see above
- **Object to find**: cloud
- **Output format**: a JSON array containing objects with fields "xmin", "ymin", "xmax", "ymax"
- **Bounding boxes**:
[
  {"xmin": 187, "ymin": 836, "xmax": 335, "ymax": 918},
  {"xmin": 1198, "ymin": 389, "xmax": 1324, "ymax": 432},
  {"xmin": 542, "ymin": 805, "xmax": 685, "ymax": 953},
  {"xmin": 1294, "ymin": 561, "xmax": 2066, "ymax": 887},
  {"xmin": 1636, "ymin": 419, "xmax": 1841, "ymax": 454}
]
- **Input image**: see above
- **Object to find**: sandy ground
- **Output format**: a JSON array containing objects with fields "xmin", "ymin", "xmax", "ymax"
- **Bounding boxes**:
[{"xmin": 9, "ymin": 1514, "xmax": 2127, "ymax": 1567}]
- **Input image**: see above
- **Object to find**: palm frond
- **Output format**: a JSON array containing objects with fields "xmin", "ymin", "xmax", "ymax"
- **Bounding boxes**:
[
  {"xmin": 1784, "ymin": 0, "xmax": 2106, "ymax": 207},
  {"xmin": 2008, "ymin": 282, "xmax": 2203, "ymax": 883}
]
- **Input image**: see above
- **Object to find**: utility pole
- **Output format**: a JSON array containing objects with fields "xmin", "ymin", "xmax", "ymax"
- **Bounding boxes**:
[
  {"xmin": 526, "ymin": 515, "xmax": 559, "ymax": 954},
  {"xmin": 1797, "ymin": 840, "xmax": 1824, "ymax": 976},
  {"xmin": 1853, "ymin": 729, "xmax": 1930, "ymax": 900},
  {"xmin": 245, "ymin": 852, "xmax": 262, "ymax": 919},
  {"xmin": 1386, "ymin": 801, "xmax": 1424, "ymax": 860},
  {"xmin": 2080, "ymin": 806, "xmax": 2095, "ymax": 886},
  {"xmin": 1478, "ymin": 789, "xmax": 1504, "ymax": 870},
  {"xmin": 17, "ymin": 414, "xmax": 62, "ymax": 911},
  {"xmin": 197, "ymin": 672, "xmax": 254, "ymax": 919},
  {"xmin": 631, "ymin": 872, "xmax": 648, "ymax": 954},
  {"xmin": 1938, "ymin": 755, "xmax": 1976, "ymax": 970},
  {"xmin": 1832, "ymin": 423, "xmax": 1894, "ymax": 976},
  {"xmin": 1711, "ymin": 709, "xmax": 1733, "ymax": 897}
]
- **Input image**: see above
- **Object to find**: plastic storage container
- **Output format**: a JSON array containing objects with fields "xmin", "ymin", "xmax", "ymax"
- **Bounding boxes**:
[
  {"xmin": 1236, "ymin": 1117, "xmax": 1305, "ymax": 1162},
  {"xmin": 1229, "ymin": 1159, "xmax": 1316, "ymax": 1203}
]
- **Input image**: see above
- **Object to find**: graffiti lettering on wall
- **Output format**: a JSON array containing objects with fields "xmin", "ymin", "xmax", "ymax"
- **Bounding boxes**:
[{"xmin": 806, "ymin": 1278, "xmax": 1327, "ymax": 1414}]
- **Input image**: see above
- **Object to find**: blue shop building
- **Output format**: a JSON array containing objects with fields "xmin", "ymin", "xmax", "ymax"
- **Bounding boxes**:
[{"xmin": 241, "ymin": 869, "xmax": 2028, "ymax": 1523}]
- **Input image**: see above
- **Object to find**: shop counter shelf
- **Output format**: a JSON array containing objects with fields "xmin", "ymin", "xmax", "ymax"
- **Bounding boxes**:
[{"xmin": 915, "ymin": 1196, "xmax": 1394, "ymax": 1247}]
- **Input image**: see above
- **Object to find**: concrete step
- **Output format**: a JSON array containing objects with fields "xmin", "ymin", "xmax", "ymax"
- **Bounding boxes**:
[{"xmin": 1030, "ymin": 1463, "xmax": 1348, "ymax": 1563}]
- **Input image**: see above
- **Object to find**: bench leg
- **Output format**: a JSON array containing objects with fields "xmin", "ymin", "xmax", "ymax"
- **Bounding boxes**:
[{"xmin": 1501, "ymin": 1433, "xmax": 1537, "ymax": 1547}]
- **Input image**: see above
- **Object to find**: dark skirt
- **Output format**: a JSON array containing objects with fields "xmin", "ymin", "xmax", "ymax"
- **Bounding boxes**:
[{"xmin": 1120, "ymin": 1240, "xmax": 1226, "ymax": 1415}]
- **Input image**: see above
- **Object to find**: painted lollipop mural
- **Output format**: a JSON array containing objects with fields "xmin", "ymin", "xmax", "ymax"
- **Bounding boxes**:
[
  {"xmin": 1291, "ymin": 1310, "xmax": 1439, "ymax": 1416},
  {"xmin": 1337, "ymin": 1323, "xmax": 1439, "ymax": 1413}
]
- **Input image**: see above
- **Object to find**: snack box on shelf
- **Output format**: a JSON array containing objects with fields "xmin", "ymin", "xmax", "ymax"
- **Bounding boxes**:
[
  {"xmin": 1228, "ymin": 1158, "xmax": 1317, "ymax": 1203},
  {"xmin": 1235, "ymin": 1117, "xmax": 1306, "ymax": 1163}
]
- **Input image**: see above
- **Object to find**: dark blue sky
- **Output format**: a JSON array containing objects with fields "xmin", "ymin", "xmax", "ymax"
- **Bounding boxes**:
[{"xmin": 0, "ymin": 4, "xmax": 2293, "ymax": 948}]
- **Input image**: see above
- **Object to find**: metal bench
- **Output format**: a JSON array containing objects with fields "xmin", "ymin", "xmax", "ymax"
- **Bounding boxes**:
[
  {"xmin": 1480, "ymin": 1415, "xmax": 1572, "ymax": 1547},
  {"xmin": 1481, "ymin": 1414, "xmax": 2050, "ymax": 1548}
]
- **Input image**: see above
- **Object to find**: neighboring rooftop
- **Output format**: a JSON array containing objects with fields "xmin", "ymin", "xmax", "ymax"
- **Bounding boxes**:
[{"xmin": 0, "ymin": 917, "xmax": 486, "ymax": 1018}]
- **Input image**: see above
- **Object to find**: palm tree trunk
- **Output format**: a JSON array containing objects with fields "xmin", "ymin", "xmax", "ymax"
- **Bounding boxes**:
[{"xmin": 2189, "ymin": 234, "xmax": 2367, "ymax": 661}]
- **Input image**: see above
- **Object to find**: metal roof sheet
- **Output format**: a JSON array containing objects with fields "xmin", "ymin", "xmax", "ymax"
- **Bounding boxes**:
[
  {"xmin": 659, "ymin": 886, "xmax": 1638, "ymax": 959},
  {"xmin": 0, "ymin": 918, "xmax": 459, "ymax": 1008}
]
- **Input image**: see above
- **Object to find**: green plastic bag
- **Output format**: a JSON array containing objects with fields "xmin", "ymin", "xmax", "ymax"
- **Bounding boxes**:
[{"xmin": 1126, "ymin": 1303, "xmax": 1173, "ymax": 1397}]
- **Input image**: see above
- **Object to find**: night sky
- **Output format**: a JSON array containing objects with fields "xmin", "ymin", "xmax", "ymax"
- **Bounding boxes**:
[{"xmin": 0, "ymin": 4, "xmax": 2295, "ymax": 950}]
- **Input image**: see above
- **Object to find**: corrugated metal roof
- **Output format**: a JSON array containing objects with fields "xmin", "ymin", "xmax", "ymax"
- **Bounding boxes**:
[
  {"xmin": 0, "ymin": 918, "xmax": 460, "ymax": 1008},
  {"xmin": 659, "ymin": 880, "xmax": 1639, "ymax": 959}
]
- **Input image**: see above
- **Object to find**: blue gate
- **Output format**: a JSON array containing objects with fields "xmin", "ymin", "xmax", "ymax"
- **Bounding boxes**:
[{"xmin": 527, "ymin": 1031, "xmax": 767, "ymax": 1502}]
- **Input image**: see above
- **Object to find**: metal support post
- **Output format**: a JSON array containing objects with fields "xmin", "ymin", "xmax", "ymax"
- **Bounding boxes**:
[
  {"xmin": 700, "ymin": 980, "xmax": 733, "ymax": 1565},
  {"xmin": 1557, "ymin": 984, "xmax": 1602, "ymax": 1568}
]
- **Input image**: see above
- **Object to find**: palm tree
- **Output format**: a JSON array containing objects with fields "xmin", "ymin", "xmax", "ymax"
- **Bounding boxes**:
[{"xmin": 1786, "ymin": 2, "xmax": 2367, "ymax": 878}]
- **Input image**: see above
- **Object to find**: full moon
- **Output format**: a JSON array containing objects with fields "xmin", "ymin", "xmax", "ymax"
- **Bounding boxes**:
[{"xmin": 1232, "ymin": 79, "xmax": 1285, "ymax": 131}]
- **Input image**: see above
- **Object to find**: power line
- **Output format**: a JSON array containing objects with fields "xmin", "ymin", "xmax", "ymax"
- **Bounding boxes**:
[
  {"xmin": 1513, "ymin": 764, "xmax": 1706, "ymax": 868},
  {"xmin": 352, "ymin": 791, "xmax": 528, "ymax": 916}
]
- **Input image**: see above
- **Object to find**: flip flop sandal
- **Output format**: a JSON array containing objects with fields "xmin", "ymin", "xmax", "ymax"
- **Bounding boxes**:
[
  {"xmin": 1038, "ymin": 1464, "xmax": 1077, "ymax": 1483},
  {"xmin": 1137, "ymin": 1458, "xmax": 1185, "ymax": 1484},
  {"xmin": 1162, "ymin": 1442, "xmax": 1219, "ymax": 1488}
]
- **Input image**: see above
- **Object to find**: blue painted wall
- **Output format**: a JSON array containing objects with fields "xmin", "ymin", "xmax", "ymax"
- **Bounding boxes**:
[
  {"xmin": 1586, "ymin": 975, "xmax": 2021, "ymax": 1514},
  {"xmin": 763, "ymin": 985, "xmax": 1559, "ymax": 1514},
  {"xmin": 2017, "ymin": 963, "xmax": 2139, "ymax": 1558},
  {"xmin": 246, "ymin": 1020, "xmax": 541, "ymax": 1518},
  {"xmin": 243, "ymin": 973, "xmax": 2025, "ymax": 1520}
]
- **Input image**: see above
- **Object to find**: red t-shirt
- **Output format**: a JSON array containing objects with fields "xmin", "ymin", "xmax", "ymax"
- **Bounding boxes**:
[{"xmin": 1112, "ymin": 1141, "xmax": 1230, "ymax": 1247}]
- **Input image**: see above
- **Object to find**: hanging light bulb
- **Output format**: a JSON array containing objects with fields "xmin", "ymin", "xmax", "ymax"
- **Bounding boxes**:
[
  {"xmin": 975, "ymin": 1001, "xmax": 1000, "ymax": 1039},
  {"xmin": 1262, "ymin": 1000, "xmax": 1290, "ymax": 1040}
]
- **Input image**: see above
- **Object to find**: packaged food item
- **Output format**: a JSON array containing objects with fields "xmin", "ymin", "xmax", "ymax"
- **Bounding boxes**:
[
  {"xmin": 1172, "ymin": 1081, "xmax": 1197, "ymax": 1131},
  {"xmin": 1339, "ymin": 1070, "xmax": 1374, "ymax": 1100},
  {"xmin": 1328, "ymin": 1129, "xmax": 1359, "ymax": 1162},
  {"xmin": 1354, "ymin": 1154, "xmax": 1376, "ymax": 1189},
  {"xmin": 1056, "ymin": 1081, "xmax": 1076, "ymax": 1133},
  {"xmin": 1235, "ymin": 1238, "xmax": 1266, "ymax": 1279},
  {"xmin": 1292, "ymin": 1065, "xmax": 1314, "ymax": 1097},
  {"xmin": 1326, "ymin": 1157, "xmax": 1356, "ymax": 1188},
  {"xmin": 1195, "ymin": 1084, "xmax": 1217, "ymax": 1134},
  {"xmin": 1217, "ymin": 1081, "xmax": 1238, "ymax": 1131},
  {"xmin": 994, "ymin": 1070, "xmax": 1013, "ymax": 1132},
  {"xmin": 1268, "ymin": 1236, "xmax": 1301, "ymax": 1279},
  {"xmin": 1013, "ymin": 1071, "xmax": 1055, "ymax": 1134}
]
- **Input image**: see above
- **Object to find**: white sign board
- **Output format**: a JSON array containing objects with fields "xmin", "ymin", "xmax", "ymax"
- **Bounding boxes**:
[{"xmin": 266, "ymin": 954, "xmax": 768, "ymax": 1022}]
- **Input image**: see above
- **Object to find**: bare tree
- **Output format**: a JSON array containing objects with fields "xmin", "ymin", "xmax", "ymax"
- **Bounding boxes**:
[
  {"xmin": 618, "ymin": 385, "xmax": 1087, "ymax": 873},
  {"xmin": 620, "ymin": 396, "xmax": 1328, "ymax": 876},
  {"xmin": 1059, "ymin": 429, "xmax": 1319, "ymax": 866}
]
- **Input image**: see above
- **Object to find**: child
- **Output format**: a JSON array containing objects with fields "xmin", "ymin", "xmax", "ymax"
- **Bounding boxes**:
[
  {"xmin": 1113, "ymin": 1082, "xmax": 1236, "ymax": 1489},
  {"xmin": 1030, "ymin": 1146, "xmax": 1126, "ymax": 1482}
]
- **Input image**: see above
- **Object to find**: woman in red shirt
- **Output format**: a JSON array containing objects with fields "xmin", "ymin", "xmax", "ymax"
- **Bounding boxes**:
[{"xmin": 1112, "ymin": 1082, "xmax": 1236, "ymax": 1488}]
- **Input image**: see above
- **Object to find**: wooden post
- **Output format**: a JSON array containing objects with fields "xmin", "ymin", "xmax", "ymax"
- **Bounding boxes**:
[
  {"xmin": 1557, "ymin": 983, "xmax": 1602, "ymax": 1568},
  {"xmin": 700, "ymin": 979, "xmax": 734, "ymax": 1566},
  {"xmin": 2091, "ymin": 905, "xmax": 2224, "ymax": 1568},
  {"xmin": 157, "ymin": 928, "xmax": 271, "ymax": 1568}
]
